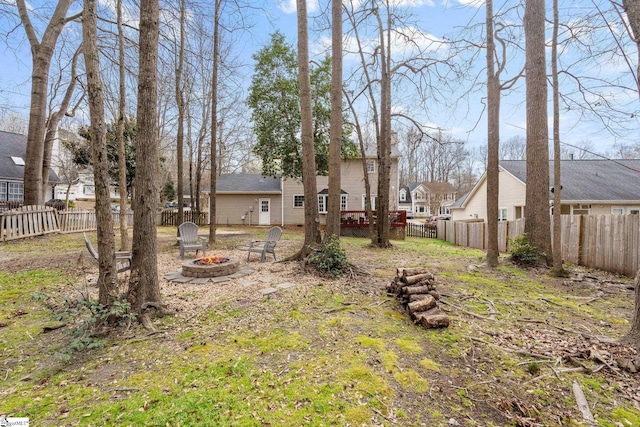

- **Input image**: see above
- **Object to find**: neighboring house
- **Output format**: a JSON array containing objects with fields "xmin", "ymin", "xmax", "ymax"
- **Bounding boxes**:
[
  {"xmin": 210, "ymin": 142, "xmax": 401, "ymax": 226},
  {"xmin": 0, "ymin": 130, "xmax": 60, "ymax": 202},
  {"xmin": 398, "ymin": 181, "xmax": 457, "ymax": 218},
  {"xmin": 451, "ymin": 159, "xmax": 640, "ymax": 221},
  {"xmin": 51, "ymin": 128, "xmax": 121, "ymax": 204},
  {"xmin": 422, "ymin": 181, "xmax": 457, "ymax": 216},
  {"xmin": 398, "ymin": 183, "xmax": 426, "ymax": 217}
]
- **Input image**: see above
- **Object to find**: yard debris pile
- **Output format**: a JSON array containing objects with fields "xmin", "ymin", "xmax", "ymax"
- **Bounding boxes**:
[{"xmin": 387, "ymin": 267, "xmax": 450, "ymax": 328}]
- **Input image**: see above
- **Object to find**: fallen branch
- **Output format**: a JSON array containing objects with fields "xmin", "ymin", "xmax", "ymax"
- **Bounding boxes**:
[
  {"xmin": 522, "ymin": 367, "xmax": 589, "ymax": 385},
  {"xmin": 572, "ymin": 380, "xmax": 597, "ymax": 427},
  {"xmin": 470, "ymin": 337, "xmax": 553, "ymax": 360},
  {"xmin": 440, "ymin": 298, "xmax": 496, "ymax": 321}
]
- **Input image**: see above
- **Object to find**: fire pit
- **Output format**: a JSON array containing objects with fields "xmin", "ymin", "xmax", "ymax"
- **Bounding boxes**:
[{"xmin": 181, "ymin": 256, "xmax": 239, "ymax": 278}]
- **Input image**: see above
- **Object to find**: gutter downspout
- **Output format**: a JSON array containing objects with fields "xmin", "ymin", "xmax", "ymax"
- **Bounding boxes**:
[{"xmin": 281, "ymin": 177, "xmax": 284, "ymax": 227}]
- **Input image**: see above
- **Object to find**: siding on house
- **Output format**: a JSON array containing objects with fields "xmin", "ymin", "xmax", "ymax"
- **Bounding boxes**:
[
  {"xmin": 452, "ymin": 160, "xmax": 640, "ymax": 221},
  {"xmin": 281, "ymin": 157, "xmax": 398, "ymax": 226},
  {"xmin": 212, "ymin": 154, "xmax": 399, "ymax": 226}
]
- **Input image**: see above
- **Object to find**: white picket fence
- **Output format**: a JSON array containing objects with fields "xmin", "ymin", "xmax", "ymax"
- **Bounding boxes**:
[{"xmin": 0, "ymin": 206, "xmax": 135, "ymax": 241}]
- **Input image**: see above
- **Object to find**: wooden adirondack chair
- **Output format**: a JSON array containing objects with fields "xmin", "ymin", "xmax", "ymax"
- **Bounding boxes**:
[
  {"xmin": 83, "ymin": 232, "xmax": 131, "ymax": 273},
  {"xmin": 178, "ymin": 221, "xmax": 208, "ymax": 259},
  {"xmin": 246, "ymin": 226, "xmax": 282, "ymax": 262}
]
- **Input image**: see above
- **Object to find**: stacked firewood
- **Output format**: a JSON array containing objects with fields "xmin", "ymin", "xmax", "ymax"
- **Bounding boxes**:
[{"xmin": 387, "ymin": 267, "xmax": 450, "ymax": 329}]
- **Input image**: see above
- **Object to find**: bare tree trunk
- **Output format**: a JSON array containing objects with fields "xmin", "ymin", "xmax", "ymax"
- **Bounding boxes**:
[
  {"xmin": 296, "ymin": 0, "xmax": 321, "ymax": 257},
  {"xmin": 524, "ymin": 0, "xmax": 552, "ymax": 263},
  {"xmin": 175, "ymin": 0, "xmax": 186, "ymax": 233},
  {"xmin": 117, "ymin": 0, "xmax": 129, "ymax": 250},
  {"xmin": 374, "ymin": 6, "xmax": 391, "ymax": 248},
  {"xmin": 82, "ymin": 0, "xmax": 117, "ymax": 306},
  {"xmin": 17, "ymin": 0, "xmax": 75, "ymax": 205},
  {"xmin": 129, "ymin": 0, "xmax": 162, "ymax": 326},
  {"xmin": 42, "ymin": 46, "xmax": 82, "ymax": 197},
  {"xmin": 620, "ymin": 0, "xmax": 640, "ymax": 349},
  {"xmin": 209, "ymin": 0, "xmax": 222, "ymax": 243},
  {"xmin": 622, "ymin": 0, "xmax": 640, "ymax": 95},
  {"xmin": 620, "ymin": 271, "xmax": 640, "ymax": 348},
  {"xmin": 344, "ymin": 90, "xmax": 375, "ymax": 245},
  {"xmin": 551, "ymin": 0, "xmax": 564, "ymax": 275},
  {"xmin": 485, "ymin": 0, "xmax": 499, "ymax": 267},
  {"xmin": 345, "ymin": 5, "xmax": 380, "ymax": 245},
  {"xmin": 325, "ymin": 0, "xmax": 343, "ymax": 240}
]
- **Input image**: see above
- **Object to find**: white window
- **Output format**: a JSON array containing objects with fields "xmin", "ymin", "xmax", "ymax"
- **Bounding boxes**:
[
  {"xmin": 8, "ymin": 182, "xmax": 23, "ymax": 201},
  {"xmin": 631, "ymin": 209, "xmax": 639, "ymax": 215},
  {"xmin": 317, "ymin": 194, "xmax": 347, "ymax": 213},
  {"xmin": 366, "ymin": 160, "xmax": 375, "ymax": 173},
  {"xmin": 498, "ymin": 208, "xmax": 507, "ymax": 221},
  {"xmin": 318, "ymin": 195, "xmax": 327, "ymax": 214},
  {"xmin": 293, "ymin": 195, "xmax": 304, "ymax": 208},
  {"xmin": 0, "ymin": 182, "xmax": 6, "ymax": 200},
  {"xmin": 362, "ymin": 194, "xmax": 377, "ymax": 210},
  {"xmin": 415, "ymin": 191, "xmax": 424, "ymax": 200},
  {"xmin": 572, "ymin": 204, "xmax": 590, "ymax": 214},
  {"xmin": 611, "ymin": 208, "xmax": 624, "ymax": 215},
  {"xmin": 399, "ymin": 190, "xmax": 406, "ymax": 202},
  {"xmin": 83, "ymin": 185, "xmax": 95, "ymax": 196}
]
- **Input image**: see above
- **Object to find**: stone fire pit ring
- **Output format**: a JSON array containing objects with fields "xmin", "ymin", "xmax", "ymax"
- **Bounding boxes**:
[{"xmin": 181, "ymin": 257, "xmax": 240, "ymax": 278}]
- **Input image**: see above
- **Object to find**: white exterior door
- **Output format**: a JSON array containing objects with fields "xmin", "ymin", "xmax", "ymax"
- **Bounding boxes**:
[{"xmin": 259, "ymin": 198, "xmax": 270, "ymax": 225}]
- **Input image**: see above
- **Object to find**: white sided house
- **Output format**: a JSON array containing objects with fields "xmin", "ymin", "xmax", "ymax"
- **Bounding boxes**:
[{"xmin": 451, "ymin": 159, "xmax": 640, "ymax": 221}]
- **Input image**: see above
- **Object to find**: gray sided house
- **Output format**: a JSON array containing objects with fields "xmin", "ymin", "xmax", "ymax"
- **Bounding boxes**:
[
  {"xmin": 0, "ymin": 130, "xmax": 60, "ymax": 203},
  {"xmin": 210, "ymin": 143, "xmax": 401, "ymax": 226},
  {"xmin": 451, "ymin": 159, "xmax": 640, "ymax": 221}
]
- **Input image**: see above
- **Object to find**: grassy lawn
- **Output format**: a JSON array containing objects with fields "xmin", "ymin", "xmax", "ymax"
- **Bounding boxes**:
[{"xmin": 1, "ymin": 226, "xmax": 639, "ymax": 426}]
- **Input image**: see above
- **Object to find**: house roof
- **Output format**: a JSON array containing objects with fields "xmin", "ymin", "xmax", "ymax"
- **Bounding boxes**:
[
  {"xmin": 0, "ymin": 130, "xmax": 60, "ymax": 183},
  {"xmin": 454, "ymin": 159, "xmax": 640, "ymax": 209},
  {"xmin": 399, "ymin": 183, "xmax": 423, "ymax": 204},
  {"xmin": 214, "ymin": 174, "xmax": 281, "ymax": 194},
  {"xmin": 500, "ymin": 159, "xmax": 640, "ymax": 202},
  {"xmin": 451, "ymin": 191, "xmax": 470, "ymax": 208},
  {"xmin": 422, "ymin": 181, "xmax": 455, "ymax": 194}
]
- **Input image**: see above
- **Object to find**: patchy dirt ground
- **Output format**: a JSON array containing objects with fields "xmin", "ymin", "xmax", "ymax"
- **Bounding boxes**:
[{"xmin": 1, "ymin": 227, "xmax": 639, "ymax": 426}]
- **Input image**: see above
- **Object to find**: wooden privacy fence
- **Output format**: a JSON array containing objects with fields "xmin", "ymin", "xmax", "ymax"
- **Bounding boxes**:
[
  {"xmin": 160, "ymin": 210, "xmax": 208, "ymax": 226},
  {"xmin": 437, "ymin": 215, "xmax": 639, "ymax": 277},
  {"xmin": 0, "ymin": 205, "xmax": 60, "ymax": 241}
]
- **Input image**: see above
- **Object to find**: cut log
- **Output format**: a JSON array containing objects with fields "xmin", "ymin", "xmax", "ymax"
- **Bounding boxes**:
[
  {"xmin": 407, "ymin": 295, "xmax": 436, "ymax": 313},
  {"xmin": 401, "ymin": 272, "xmax": 435, "ymax": 285},
  {"xmin": 386, "ymin": 277, "xmax": 401, "ymax": 294},
  {"xmin": 417, "ymin": 314, "xmax": 450, "ymax": 329},
  {"xmin": 401, "ymin": 279, "xmax": 435, "ymax": 290},
  {"xmin": 412, "ymin": 307, "xmax": 442, "ymax": 320},
  {"xmin": 398, "ymin": 267, "xmax": 432, "ymax": 278},
  {"xmin": 408, "ymin": 293, "xmax": 433, "ymax": 302},
  {"xmin": 428, "ymin": 290, "xmax": 440, "ymax": 300},
  {"xmin": 403, "ymin": 285, "xmax": 434, "ymax": 295}
]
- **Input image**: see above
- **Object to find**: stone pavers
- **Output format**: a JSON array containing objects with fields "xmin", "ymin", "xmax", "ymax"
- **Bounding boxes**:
[{"xmin": 164, "ymin": 264, "xmax": 298, "ymax": 296}]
